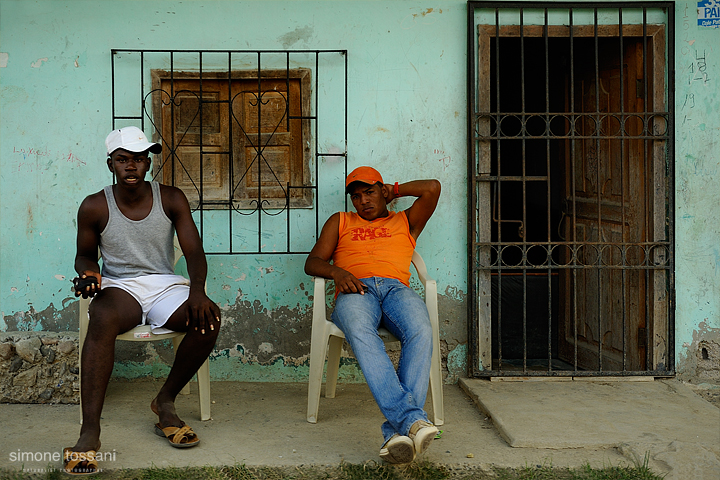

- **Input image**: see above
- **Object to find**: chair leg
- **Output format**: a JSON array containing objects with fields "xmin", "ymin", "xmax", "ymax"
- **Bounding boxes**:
[
  {"xmin": 430, "ymin": 344, "xmax": 445, "ymax": 425},
  {"xmin": 429, "ymin": 334, "xmax": 444, "ymax": 426},
  {"xmin": 79, "ymin": 299, "xmax": 89, "ymax": 425},
  {"xmin": 171, "ymin": 336, "xmax": 191, "ymax": 396},
  {"xmin": 324, "ymin": 335, "xmax": 344, "ymax": 399},
  {"xmin": 423, "ymin": 274, "xmax": 444, "ymax": 426},
  {"xmin": 196, "ymin": 358, "xmax": 211, "ymax": 421},
  {"xmin": 307, "ymin": 332, "xmax": 329, "ymax": 423}
]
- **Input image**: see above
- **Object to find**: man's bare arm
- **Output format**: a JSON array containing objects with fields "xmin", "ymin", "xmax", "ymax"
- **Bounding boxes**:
[
  {"xmin": 164, "ymin": 185, "xmax": 221, "ymax": 334},
  {"xmin": 74, "ymin": 194, "xmax": 105, "ymax": 297},
  {"xmin": 384, "ymin": 179, "xmax": 441, "ymax": 240},
  {"xmin": 304, "ymin": 213, "xmax": 366, "ymax": 294}
]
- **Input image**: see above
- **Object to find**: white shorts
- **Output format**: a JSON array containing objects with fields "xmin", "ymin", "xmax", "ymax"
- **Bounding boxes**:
[{"xmin": 101, "ymin": 274, "xmax": 190, "ymax": 335}]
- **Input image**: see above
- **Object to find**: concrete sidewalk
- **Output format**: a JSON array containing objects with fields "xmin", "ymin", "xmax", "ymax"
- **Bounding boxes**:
[
  {"xmin": 461, "ymin": 378, "xmax": 720, "ymax": 479},
  {"xmin": 1, "ymin": 379, "xmax": 718, "ymax": 479}
]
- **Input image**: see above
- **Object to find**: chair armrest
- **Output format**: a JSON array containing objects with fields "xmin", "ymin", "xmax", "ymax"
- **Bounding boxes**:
[
  {"xmin": 312, "ymin": 277, "xmax": 328, "ymax": 326},
  {"xmin": 411, "ymin": 251, "xmax": 439, "ymax": 332},
  {"xmin": 313, "ymin": 276, "xmax": 326, "ymax": 297},
  {"xmin": 411, "ymin": 251, "xmax": 435, "ymax": 288},
  {"xmin": 173, "ymin": 236, "xmax": 183, "ymax": 269},
  {"xmin": 79, "ymin": 296, "xmax": 91, "ymax": 344}
]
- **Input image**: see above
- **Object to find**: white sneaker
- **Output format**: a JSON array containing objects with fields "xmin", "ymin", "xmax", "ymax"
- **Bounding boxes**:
[
  {"xmin": 379, "ymin": 434, "xmax": 415, "ymax": 464},
  {"xmin": 408, "ymin": 420, "xmax": 438, "ymax": 456}
]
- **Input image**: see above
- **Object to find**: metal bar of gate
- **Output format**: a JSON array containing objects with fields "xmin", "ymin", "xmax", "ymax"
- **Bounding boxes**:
[{"xmin": 467, "ymin": 1, "xmax": 675, "ymax": 377}]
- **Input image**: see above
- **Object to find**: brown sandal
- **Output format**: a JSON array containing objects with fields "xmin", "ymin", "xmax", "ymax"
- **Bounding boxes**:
[
  {"xmin": 154, "ymin": 423, "xmax": 200, "ymax": 448},
  {"xmin": 63, "ymin": 447, "xmax": 99, "ymax": 475}
]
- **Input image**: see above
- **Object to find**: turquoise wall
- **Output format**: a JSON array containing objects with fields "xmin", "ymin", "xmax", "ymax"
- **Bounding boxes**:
[
  {"xmin": 673, "ymin": 0, "xmax": 720, "ymax": 374},
  {"xmin": 1, "ymin": 0, "xmax": 718, "ymax": 380},
  {"xmin": 0, "ymin": 0, "xmax": 469, "ymax": 381}
]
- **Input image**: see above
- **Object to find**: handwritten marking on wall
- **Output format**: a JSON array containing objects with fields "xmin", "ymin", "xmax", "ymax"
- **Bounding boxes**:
[
  {"xmin": 65, "ymin": 151, "xmax": 85, "ymax": 167},
  {"xmin": 12, "ymin": 146, "xmax": 86, "ymax": 173},
  {"xmin": 13, "ymin": 147, "xmax": 50, "ymax": 158},
  {"xmin": 434, "ymin": 149, "xmax": 451, "ymax": 169},
  {"xmin": 687, "ymin": 50, "xmax": 711, "ymax": 86},
  {"xmin": 31, "ymin": 57, "xmax": 48, "ymax": 68},
  {"xmin": 679, "ymin": 5, "xmax": 712, "ymax": 130},
  {"xmin": 682, "ymin": 5, "xmax": 694, "ymax": 56},
  {"xmin": 681, "ymin": 93, "xmax": 696, "ymax": 127}
]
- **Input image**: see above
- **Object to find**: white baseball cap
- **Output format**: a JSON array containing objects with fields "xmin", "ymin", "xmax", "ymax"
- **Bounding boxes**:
[{"xmin": 105, "ymin": 126, "xmax": 162, "ymax": 156}]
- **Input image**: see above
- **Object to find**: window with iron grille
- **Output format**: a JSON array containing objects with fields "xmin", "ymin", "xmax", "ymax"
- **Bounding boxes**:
[
  {"xmin": 467, "ymin": 2, "xmax": 674, "ymax": 377},
  {"xmin": 111, "ymin": 50, "xmax": 348, "ymax": 255},
  {"xmin": 150, "ymin": 69, "xmax": 312, "ymax": 210}
]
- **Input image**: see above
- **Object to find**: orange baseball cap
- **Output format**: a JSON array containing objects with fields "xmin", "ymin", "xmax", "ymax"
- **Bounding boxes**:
[{"xmin": 345, "ymin": 166, "xmax": 384, "ymax": 193}]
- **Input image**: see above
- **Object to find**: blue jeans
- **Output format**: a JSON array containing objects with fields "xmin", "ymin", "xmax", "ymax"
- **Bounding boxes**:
[{"xmin": 331, "ymin": 277, "xmax": 433, "ymax": 444}]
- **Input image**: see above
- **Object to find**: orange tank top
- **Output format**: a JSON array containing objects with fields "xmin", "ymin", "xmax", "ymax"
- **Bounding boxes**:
[{"xmin": 332, "ymin": 211, "xmax": 416, "ymax": 286}]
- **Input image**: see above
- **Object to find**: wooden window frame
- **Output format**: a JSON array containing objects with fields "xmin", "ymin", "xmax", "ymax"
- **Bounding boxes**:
[{"xmin": 150, "ymin": 69, "xmax": 313, "ymax": 210}]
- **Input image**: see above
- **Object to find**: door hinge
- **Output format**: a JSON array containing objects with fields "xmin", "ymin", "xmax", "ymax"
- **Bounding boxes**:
[{"xmin": 638, "ymin": 327, "xmax": 647, "ymax": 347}]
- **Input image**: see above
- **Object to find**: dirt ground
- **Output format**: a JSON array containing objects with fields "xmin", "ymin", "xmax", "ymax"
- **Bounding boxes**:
[{"xmin": 687, "ymin": 382, "xmax": 720, "ymax": 409}]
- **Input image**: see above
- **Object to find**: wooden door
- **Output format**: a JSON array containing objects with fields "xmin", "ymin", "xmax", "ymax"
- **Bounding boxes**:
[{"xmin": 558, "ymin": 38, "xmax": 652, "ymax": 371}]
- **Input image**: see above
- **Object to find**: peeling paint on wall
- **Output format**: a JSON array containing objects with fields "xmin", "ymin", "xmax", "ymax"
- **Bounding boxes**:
[
  {"xmin": 30, "ymin": 57, "xmax": 48, "ymax": 68},
  {"xmin": 446, "ymin": 343, "xmax": 467, "ymax": 384},
  {"xmin": 99, "ymin": 286, "xmax": 467, "ymax": 384},
  {"xmin": 3, "ymin": 303, "xmax": 78, "ymax": 333},
  {"xmin": 678, "ymin": 320, "xmax": 720, "ymax": 383}
]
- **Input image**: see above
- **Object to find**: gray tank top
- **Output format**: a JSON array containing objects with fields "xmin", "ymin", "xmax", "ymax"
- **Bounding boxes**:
[{"xmin": 100, "ymin": 181, "xmax": 175, "ymax": 279}]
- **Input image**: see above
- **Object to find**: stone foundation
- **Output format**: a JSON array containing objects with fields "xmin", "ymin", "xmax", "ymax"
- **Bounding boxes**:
[{"xmin": 0, "ymin": 331, "xmax": 79, "ymax": 404}]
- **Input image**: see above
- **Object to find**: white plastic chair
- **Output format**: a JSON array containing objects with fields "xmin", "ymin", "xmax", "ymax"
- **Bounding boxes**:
[
  {"xmin": 306, "ymin": 251, "xmax": 444, "ymax": 425},
  {"xmin": 78, "ymin": 238, "xmax": 210, "ymax": 423}
]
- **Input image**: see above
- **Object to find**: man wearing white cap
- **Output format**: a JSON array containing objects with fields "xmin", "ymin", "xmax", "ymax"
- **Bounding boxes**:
[
  {"xmin": 305, "ymin": 166, "xmax": 441, "ymax": 464},
  {"xmin": 65, "ymin": 127, "xmax": 220, "ymax": 474}
]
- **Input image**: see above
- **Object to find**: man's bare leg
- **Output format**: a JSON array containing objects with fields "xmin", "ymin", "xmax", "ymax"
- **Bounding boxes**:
[
  {"xmin": 150, "ymin": 303, "xmax": 220, "ymax": 428},
  {"xmin": 73, "ymin": 288, "xmax": 141, "ymax": 453}
]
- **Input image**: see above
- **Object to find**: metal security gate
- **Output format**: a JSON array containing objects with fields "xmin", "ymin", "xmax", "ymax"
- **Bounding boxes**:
[
  {"xmin": 111, "ymin": 49, "xmax": 348, "ymax": 255},
  {"xmin": 467, "ymin": 2, "xmax": 675, "ymax": 377}
]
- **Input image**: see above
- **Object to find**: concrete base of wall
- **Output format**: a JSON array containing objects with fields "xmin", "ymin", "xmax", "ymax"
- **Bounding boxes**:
[{"xmin": 0, "ymin": 331, "xmax": 79, "ymax": 404}]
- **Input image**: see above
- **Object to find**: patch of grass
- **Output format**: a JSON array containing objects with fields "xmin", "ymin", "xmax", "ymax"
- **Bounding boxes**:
[
  {"xmin": 492, "ymin": 455, "xmax": 664, "ymax": 480},
  {"xmin": 569, "ymin": 454, "xmax": 665, "ymax": 480},
  {"xmin": 0, "ymin": 459, "xmax": 665, "ymax": 480},
  {"xmin": 137, "ymin": 465, "xmax": 234, "ymax": 480},
  {"xmin": 493, "ymin": 462, "xmax": 574, "ymax": 480},
  {"xmin": 337, "ymin": 461, "xmax": 401, "ymax": 480},
  {"xmin": 0, "ymin": 467, "xmax": 63, "ymax": 480}
]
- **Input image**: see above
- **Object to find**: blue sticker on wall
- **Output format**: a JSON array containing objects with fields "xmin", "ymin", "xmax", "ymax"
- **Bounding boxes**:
[{"xmin": 698, "ymin": 0, "xmax": 720, "ymax": 28}]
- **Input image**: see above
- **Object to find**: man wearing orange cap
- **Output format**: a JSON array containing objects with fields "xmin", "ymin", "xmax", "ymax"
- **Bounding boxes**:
[{"xmin": 305, "ymin": 166, "xmax": 441, "ymax": 464}]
